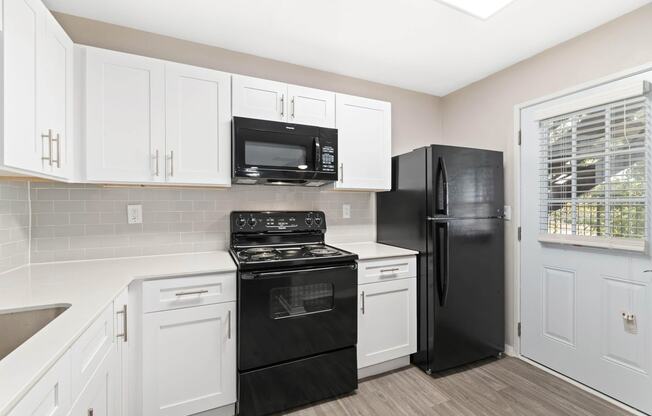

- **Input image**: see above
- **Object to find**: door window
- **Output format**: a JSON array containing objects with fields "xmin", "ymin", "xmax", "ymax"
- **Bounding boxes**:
[{"xmin": 270, "ymin": 283, "xmax": 334, "ymax": 319}]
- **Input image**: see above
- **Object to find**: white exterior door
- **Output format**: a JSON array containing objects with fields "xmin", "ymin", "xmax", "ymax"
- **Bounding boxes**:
[
  {"xmin": 520, "ymin": 75, "xmax": 652, "ymax": 414},
  {"xmin": 232, "ymin": 75, "xmax": 287, "ymax": 122},
  {"xmin": 85, "ymin": 47, "xmax": 165, "ymax": 183},
  {"xmin": 3, "ymin": 0, "xmax": 43, "ymax": 173},
  {"xmin": 165, "ymin": 63, "xmax": 231, "ymax": 185},
  {"xmin": 287, "ymin": 85, "xmax": 335, "ymax": 127},
  {"xmin": 37, "ymin": 13, "xmax": 73, "ymax": 179},
  {"xmin": 358, "ymin": 278, "xmax": 416, "ymax": 369},
  {"xmin": 142, "ymin": 302, "xmax": 236, "ymax": 416},
  {"xmin": 334, "ymin": 94, "xmax": 391, "ymax": 191}
]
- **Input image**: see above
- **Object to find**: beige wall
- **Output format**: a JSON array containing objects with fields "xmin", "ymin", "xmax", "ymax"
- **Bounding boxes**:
[
  {"xmin": 53, "ymin": 12, "xmax": 442, "ymax": 157},
  {"xmin": 439, "ymin": 3, "xmax": 652, "ymax": 347}
]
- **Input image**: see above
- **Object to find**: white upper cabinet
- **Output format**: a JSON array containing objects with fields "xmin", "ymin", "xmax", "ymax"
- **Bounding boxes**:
[
  {"xmin": 165, "ymin": 62, "xmax": 232, "ymax": 186},
  {"xmin": 2, "ymin": 0, "xmax": 73, "ymax": 179},
  {"xmin": 82, "ymin": 47, "xmax": 232, "ymax": 186},
  {"xmin": 287, "ymin": 85, "xmax": 335, "ymax": 127},
  {"xmin": 232, "ymin": 75, "xmax": 335, "ymax": 128},
  {"xmin": 232, "ymin": 75, "xmax": 287, "ymax": 122},
  {"xmin": 37, "ymin": 13, "xmax": 74, "ymax": 179},
  {"xmin": 84, "ymin": 47, "xmax": 166, "ymax": 183},
  {"xmin": 334, "ymin": 94, "xmax": 391, "ymax": 191}
]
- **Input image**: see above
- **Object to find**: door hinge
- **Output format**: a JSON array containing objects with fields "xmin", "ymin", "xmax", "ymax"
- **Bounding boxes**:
[
  {"xmin": 518, "ymin": 130, "xmax": 522, "ymax": 146},
  {"xmin": 517, "ymin": 226, "xmax": 522, "ymax": 241},
  {"xmin": 517, "ymin": 322, "xmax": 522, "ymax": 337}
]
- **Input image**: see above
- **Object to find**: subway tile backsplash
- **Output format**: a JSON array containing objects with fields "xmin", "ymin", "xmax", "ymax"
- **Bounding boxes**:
[
  {"xmin": 29, "ymin": 182, "xmax": 375, "ymax": 263},
  {"xmin": 0, "ymin": 180, "xmax": 29, "ymax": 273}
]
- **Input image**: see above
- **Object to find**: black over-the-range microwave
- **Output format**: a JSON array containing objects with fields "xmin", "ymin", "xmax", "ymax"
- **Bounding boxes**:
[{"xmin": 232, "ymin": 117, "xmax": 338, "ymax": 186}]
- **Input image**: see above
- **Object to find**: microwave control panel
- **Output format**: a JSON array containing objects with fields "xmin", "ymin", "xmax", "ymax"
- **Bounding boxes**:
[{"xmin": 321, "ymin": 145, "xmax": 336, "ymax": 172}]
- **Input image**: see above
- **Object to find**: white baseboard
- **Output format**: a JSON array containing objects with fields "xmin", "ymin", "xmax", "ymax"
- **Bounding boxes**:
[
  {"xmin": 517, "ymin": 356, "xmax": 644, "ymax": 416},
  {"xmin": 503, "ymin": 344, "xmax": 516, "ymax": 357},
  {"xmin": 358, "ymin": 356, "xmax": 411, "ymax": 379}
]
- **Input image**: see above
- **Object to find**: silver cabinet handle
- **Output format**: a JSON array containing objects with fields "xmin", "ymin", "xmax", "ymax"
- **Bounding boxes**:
[
  {"xmin": 88, "ymin": 409, "xmax": 94, "ymax": 416},
  {"xmin": 175, "ymin": 289, "xmax": 208, "ymax": 296},
  {"xmin": 52, "ymin": 133, "xmax": 61, "ymax": 168},
  {"xmin": 116, "ymin": 304, "xmax": 128, "ymax": 342},
  {"xmin": 380, "ymin": 268, "xmax": 400, "ymax": 273},
  {"xmin": 644, "ymin": 270, "xmax": 652, "ymax": 273},
  {"xmin": 339, "ymin": 162, "xmax": 344, "ymax": 182},
  {"xmin": 227, "ymin": 310, "xmax": 232, "ymax": 339},
  {"xmin": 169, "ymin": 150, "xmax": 175, "ymax": 177},
  {"xmin": 155, "ymin": 149, "xmax": 160, "ymax": 176},
  {"xmin": 41, "ymin": 129, "xmax": 53, "ymax": 165},
  {"xmin": 360, "ymin": 291, "xmax": 365, "ymax": 315},
  {"xmin": 291, "ymin": 97, "xmax": 295, "ymax": 118},
  {"xmin": 280, "ymin": 94, "xmax": 285, "ymax": 117}
]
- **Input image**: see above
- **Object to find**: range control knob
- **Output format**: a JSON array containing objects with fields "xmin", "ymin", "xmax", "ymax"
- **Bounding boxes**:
[
  {"xmin": 305, "ymin": 217, "xmax": 313, "ymax": 226},
  {"xmin": 236, "ymin": 217, "xmax": 246, "ymax": 227},
  {"xmin": 248, "ymin": 217, "xmax": 257, "ymax": 227},
  {"xmin": 314, "ymin": 216, "xmax": 322, "ymax": 226}
]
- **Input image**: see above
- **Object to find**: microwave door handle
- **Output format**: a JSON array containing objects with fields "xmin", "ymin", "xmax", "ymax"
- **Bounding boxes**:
[{"xmin": 314, "ymin": 137, "xmax": 321, "ymax": 170}]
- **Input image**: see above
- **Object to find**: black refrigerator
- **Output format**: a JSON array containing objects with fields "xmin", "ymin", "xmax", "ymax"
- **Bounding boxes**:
[{"xmin": 377, "ymin": 145, "xmax": 504, "ymax": 374}]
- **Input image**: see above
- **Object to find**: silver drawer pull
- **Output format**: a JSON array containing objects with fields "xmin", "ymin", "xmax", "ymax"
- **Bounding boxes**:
[
  {"xmin": 227, "ymin": 310, "xmax": 232, "ymax": 339},
  {"xmin": 380, "ymin": 268, "xmax": 400, "ymax": 273},
  {"xmin": 175, "ymin": 289, "xmax": 209, "ymax": 297},
  {"xmin": 116, "ymin": 305, "xmax": 128, "ymax": 342},
  {"xmin": 360, "ymin": 291, "xmax": 365, "ymax": 314}
]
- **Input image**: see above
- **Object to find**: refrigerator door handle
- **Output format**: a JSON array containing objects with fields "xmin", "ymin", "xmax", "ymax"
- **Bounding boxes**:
[
  {"xmin": 435, "ymin": 222, "xmax": 450, "ymax": 307},
  {"xmin": 435, "ymin": 157, "xmax": 449, "ymax": 216}
]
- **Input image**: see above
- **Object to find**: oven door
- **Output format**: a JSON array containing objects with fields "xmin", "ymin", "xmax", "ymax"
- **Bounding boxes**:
[
  {"xmin": 238, "ymin": 263, "xmax": 357, "ymax": 371},
  {"xmin": 233, "ymin": 118, "xmax": 321, "ymax": 179}
]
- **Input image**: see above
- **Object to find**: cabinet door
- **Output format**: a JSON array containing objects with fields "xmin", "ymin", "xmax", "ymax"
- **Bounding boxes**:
[
  {"xmin": 358, "ymin": 278, "xmax": 416, "ymax": 369},
  {"xmin": 334, "ymin": 94, "xmax": 391, "ymax": 191},
  {"xmin": 8, "ymin": 351, "xmax": 71, "ymax": 416},
  {"xmin": 232, "ymin": 75, "xmax": 286, "ymax": 122},
  {"xmin": 287, "ymin": 85, "xmax": 335, "ymax": 127},
  {"xmin": 3, "ymin": 0, "xmax": 44, "ymax": 172},
  {"xmin": 85, "ymin": 47, "xmax": 165, "ymax": 183},
  {"xmin": 37, "ymin": 13, "xmax": 73, "ymax": 179},
  {"xmin": 114, "ymin": 289, "xmax": 129, "ymax": 416},
  {"xmin": 165, "ymin": 63, "xmax": 231, "ymax": 185},
  {"xmin": 142, "ymin": 302, "xmax": 236, "ymax": 416},
  {"xmin": 68, "ymin": 348, "xmax": 119, "ymax": 416}
]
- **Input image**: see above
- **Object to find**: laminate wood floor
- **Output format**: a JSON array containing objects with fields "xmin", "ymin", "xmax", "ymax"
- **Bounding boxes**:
[{"xmin": 283, "ymin": 357, "xmax": 632, "ymax": 416}]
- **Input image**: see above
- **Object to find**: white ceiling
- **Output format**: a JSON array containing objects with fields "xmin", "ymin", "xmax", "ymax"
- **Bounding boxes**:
[{"xmin": 44, "ymin": 0, "xmax": 651, "ymax": 96}]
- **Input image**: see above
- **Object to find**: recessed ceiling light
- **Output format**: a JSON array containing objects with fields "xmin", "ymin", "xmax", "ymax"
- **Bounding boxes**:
[{"xmin": 436, "ymin": 0, "xmax": 516, "ymax": 19}]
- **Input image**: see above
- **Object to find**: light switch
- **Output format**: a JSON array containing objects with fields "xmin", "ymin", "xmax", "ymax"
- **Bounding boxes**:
[
  {"xmin": 127, "ymin": 204, "xmax": 143, "ymax": 224},
  {"xmin": 342, "ymin": 204, "xmax": 351, "ymax": 219}
]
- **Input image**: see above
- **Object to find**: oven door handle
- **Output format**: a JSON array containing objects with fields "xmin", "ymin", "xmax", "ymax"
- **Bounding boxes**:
[
  {"xmin": 249, "ymin": 263, "xmax": 357, "ymax": 279},
  {"xmin": 314, "ymin": 137, "xmax": 321, "ymax": 171}
]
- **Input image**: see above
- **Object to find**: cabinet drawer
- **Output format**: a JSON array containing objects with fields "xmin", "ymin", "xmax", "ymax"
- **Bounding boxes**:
[
  {"xmin": 142, "ymin": 272, "xmax": 236, "ymax": 313},
  {"xmin": 70, "ymin": 302, "xmax": 114, "ymax": 399},
  {"xmin": 8, "ymin": 351, "xmax": 71, "ymax": 416},
  {"xmin": 358, "ymin": 256, "xmax": 416, "ymax": 285}
]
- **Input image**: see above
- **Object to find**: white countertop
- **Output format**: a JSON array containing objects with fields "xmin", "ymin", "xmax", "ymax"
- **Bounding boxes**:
[
  {"xmin": 0, "ymin": 251, "xmax": 236, "ymax": 415},
  {"xmin": 334, "ymin": 242, "xmax": 418, "ymax": 260}
]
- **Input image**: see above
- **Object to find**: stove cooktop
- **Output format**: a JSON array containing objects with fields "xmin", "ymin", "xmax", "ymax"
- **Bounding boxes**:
[{"xmin": 230, "ymin": 243, "xmax": 357, "ymax": 271}]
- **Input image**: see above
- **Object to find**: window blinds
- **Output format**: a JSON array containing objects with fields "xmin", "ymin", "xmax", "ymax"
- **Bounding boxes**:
[{"xmin": 539, "ymin": 93, "xmax": 650, "ymax": 251}]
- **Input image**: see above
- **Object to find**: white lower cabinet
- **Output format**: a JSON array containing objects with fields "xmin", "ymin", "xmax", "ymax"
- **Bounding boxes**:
[
  {"xmin": 142, "ymin": 302, "xmax": 236, "ymax": 416},
  {"xmin": 68, "ymin": 348, "xmax": 120, "ymax": 416},
  {"xmin": 357, "ymin": 257, "xmax": 417, "ymax": 370}
]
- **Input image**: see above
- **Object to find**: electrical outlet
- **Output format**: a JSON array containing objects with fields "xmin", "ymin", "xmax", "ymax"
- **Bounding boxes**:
[
  {"xmin": 504, "ymin": 205, "xmax": 512, "ymax": 221},
  {"xmin": 127, "ymin": 204, "xmax": 143, "ymax": 224},
  {"xmin": 342, "ymin": 204, "xmax": 351, "ymax": 219}
]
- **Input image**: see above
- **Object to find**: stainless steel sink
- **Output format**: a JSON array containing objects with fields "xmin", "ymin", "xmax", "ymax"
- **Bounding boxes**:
[{"xmin": 0, "ymin": 304, "xmax": 70, "ymax": 361}]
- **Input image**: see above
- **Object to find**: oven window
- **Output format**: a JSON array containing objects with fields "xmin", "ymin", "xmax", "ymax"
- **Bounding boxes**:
[
  {"xmin": 245, "ymin": 141, "xmax": 308, "ymax": 168},
  {"xmin": 270, "ymin": 283, "xmax": 334, "ymax": 319}
]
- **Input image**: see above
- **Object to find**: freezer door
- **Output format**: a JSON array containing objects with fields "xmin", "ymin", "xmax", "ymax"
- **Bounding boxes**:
[
  {"xmin": 428, "ymin": 146, "xmax": 504, "ymax": 219},
  {"xmin": 427, "ymin": 218, "xmax": 504, "ymax": 372}
]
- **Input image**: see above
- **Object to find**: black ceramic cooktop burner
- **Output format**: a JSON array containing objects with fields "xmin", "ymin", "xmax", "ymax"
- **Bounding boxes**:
[{"xmin": 235, "ymin": 244, "xmax": 347, "ymax": 263}]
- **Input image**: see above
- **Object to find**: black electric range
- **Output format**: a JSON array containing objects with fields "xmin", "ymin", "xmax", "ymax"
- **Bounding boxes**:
[{"xmin": 230, "ymin": 211, "xmax": 358, "ymax": 416}]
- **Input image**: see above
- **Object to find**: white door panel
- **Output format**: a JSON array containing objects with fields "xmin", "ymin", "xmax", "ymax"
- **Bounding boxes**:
[
  {"xmin": 165, "ymin": 63, "xmax": 231, "ymax": 185},
  {"xmin": 232, "ymin": 75, "xmax": 286, "ymax": 122},
  {"xmin": 287, "ymin": 85, "xmax": 335, "ymax": 128},
  {"xmin": 520, "ymin": 72, "xmax": 652, "ymax": 413},
  {"xmin": 85, "ymin": 47, "xmax": 165, "ymax": 183}
]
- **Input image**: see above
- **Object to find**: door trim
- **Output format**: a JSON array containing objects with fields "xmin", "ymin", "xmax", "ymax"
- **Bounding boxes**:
[{"xmin": 513, "ymin": 60, "xmax": 652, "ymax": 416}]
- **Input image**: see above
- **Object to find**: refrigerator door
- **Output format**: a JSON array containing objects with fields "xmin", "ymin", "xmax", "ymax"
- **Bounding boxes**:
[
  {"xmin": 427, "ymin": 146, "xmax": 504, "ymax": 219},
  {"xmin": 427, "ymin": 217, "xmax": 504, "ymax": 372}
]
